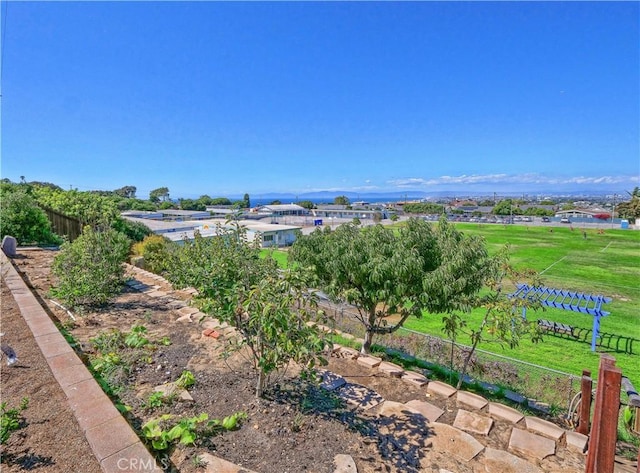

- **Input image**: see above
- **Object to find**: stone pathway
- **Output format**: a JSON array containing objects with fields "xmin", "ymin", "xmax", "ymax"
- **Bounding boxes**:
[{"xmin": 320, "ymin": 345, "xmax": 589, "ymax": 473}]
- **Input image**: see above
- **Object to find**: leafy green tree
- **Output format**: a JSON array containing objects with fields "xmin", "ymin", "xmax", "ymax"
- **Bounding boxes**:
[
  {"xmin": 334, "ymin": 195, "xmax": 350, "ymax": 205},
  {"xmin": 491, "ymin": 199, "xmax": 514, "ymax": 216},
  {"xmin": 297, "ymin": 200, "xmax": 315, "ymax": 210},
  {"xmin": 523, "ymin": 207, "xmax": 554, "ymax": 217},
  {"xmin": 112, "ymin": 218, "xmax": 152, "ymax": 242},
  {"xmin": 211, "ymin": 197, "xmax": 232, "ymax": 206},
  {"xmin": 179, "ymin": 199, "xmax": 206, "ymax": 211},
  {"xmin": 50, "ymin": 226, "xmax": 130, "ymax": 308},
  {"xmin": 442, "ymin": 248, "xmax": 543, "ymax": 389},
  {"xmin": 165, "ymin": 225, "xmax": 326, "ymax": 397},
  {"xmin": 158, "ymin": 201, "xmax": 176, "ymax": 210},
  {"xmin": 233, "ymin": 269, "xmax": 327, "ymax": 397},
  {"xmin": 149, "ymin": 187, "xmax": 170, "ymax": 203},
  {"xmin": 31, "ymin": 187, "xmax": 120, "ymax": 228},
  {"xmin": 243, "ymin": 193, "xmax": 251, "ymax": 209},
  {"xmin": 117, "ymin": 198, "xmax": 156, "ymax": 212},
  {"xmin": 269, "ymin": 200, "xmax": 282, "ymax": 205},
  {"xmin": 616, "ymin": 187, "xmax": 640, "ymax": 222},
  {"xmin": 403, "ymin": 203, "xmax": 444, "ymax": 214},
  {"xmin": 0, "ymin": 187, "xmax": 61, "ymax": 245},
  {"xmin": 290, "ymin": 218, "xmax": 492, "ymax": 353},
  {"xmin": 352, "ymin": 217, "xmax": 361, "ymax": 225},
  {"xmin": 114, "ymin": 185, "xmax": 137, "ymax": 199}
]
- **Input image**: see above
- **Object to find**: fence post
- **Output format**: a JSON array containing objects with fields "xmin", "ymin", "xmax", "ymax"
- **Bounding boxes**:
[
  {"xmin": 577, "ymin": 369, "xmax": 592, "ymax": 435},
  {"xmin": 585, "ymin": 355, "xmax": 622, "ymax": 473}
]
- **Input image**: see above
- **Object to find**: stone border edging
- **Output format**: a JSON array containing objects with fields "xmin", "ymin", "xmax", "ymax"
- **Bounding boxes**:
[{"xmin": 1, "ymin": 251, "xmax": 163, "ymax": 473}]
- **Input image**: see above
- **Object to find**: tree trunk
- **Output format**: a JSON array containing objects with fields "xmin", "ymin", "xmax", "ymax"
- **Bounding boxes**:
[
  {"xmin": 456, "ymin": 313, "xmax": 489, "ymax": 390},
  {"xmin": 361, "ymin": 330, "xmax": 373, "ymax": 354},
  {"xmin": 361, "ymin": 309, "xmax": 377, "ymax": 354},
  {"xmin": 256, "ymin": 370, "xmax": 266, "ymax": 398}
]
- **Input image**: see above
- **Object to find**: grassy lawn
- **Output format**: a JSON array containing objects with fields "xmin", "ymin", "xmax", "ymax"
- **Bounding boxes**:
[
  {"xmin": 260, "ymin": 248, "xmax": 289, "ymax": 268},
  {"xmin": 407, "ymin": 223, "xmax": 639, "ymax": 384},
  {"xmin": 263, "ymin": 224, "xmax": 640, "ymax": 384}
]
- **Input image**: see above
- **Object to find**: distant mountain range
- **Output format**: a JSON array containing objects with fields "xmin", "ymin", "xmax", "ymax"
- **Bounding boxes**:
[{"xmin": 235, "ymin": 189, "xmax": 624, "ymax": 203}]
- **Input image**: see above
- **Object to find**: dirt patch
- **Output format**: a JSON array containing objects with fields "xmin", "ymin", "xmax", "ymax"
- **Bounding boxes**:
[{"xmin": 0, "ymin": 282, "xmax": 102, "ymax": 473}]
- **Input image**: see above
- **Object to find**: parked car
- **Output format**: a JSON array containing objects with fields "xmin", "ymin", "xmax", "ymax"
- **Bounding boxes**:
[
  {"xmin": 542, "ymin": 217, "xmax": 550, "ymax": 222},
  {"xmin": 560, "ymin": 217, "xmax": 571, "ymax": 224}
]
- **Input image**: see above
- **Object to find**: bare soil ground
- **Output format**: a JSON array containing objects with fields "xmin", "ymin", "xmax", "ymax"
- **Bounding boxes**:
[
  {"xmin": 1, "ymin": 248, "xmax": 634, "ymax": 473},
  {"xmin": 0, "ymin": 281, "xmax": 103, "ymax": 473}
]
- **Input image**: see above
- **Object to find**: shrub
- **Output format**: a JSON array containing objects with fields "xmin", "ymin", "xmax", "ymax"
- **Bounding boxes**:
[
  {"xmin": 131, "ymin": 234, "xmax": 172, "ymax": 274},
  {"xmin": 113, "ymin": 217, "xmax": 152, "ymax": 242},
  {"xmin": 0, "ymin": 187, "xmax": 61, "ymax": 245},
  {"xmin": 50, "ymin": 226, "xmax": 130, "ymax": 308}
]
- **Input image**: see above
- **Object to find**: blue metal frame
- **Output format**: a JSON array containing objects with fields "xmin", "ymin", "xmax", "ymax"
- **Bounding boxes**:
[{"xmin": 510, "ymin": 284, "xmax": 611, "ymax": 351}]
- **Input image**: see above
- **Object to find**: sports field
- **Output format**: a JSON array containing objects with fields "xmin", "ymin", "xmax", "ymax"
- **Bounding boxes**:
[
  {"xmin": 265, "ymin": 223, "xmax": 640, "ymax": 384},
  {"xmin": 402, "ymin": 223, "xmax": 640, "ymax": 385}
]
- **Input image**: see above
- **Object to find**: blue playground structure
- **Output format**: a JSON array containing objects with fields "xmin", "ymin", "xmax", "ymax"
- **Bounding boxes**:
[{"xmin": 510, "ymin": 284, "xmax": 611, "ymax": 352}]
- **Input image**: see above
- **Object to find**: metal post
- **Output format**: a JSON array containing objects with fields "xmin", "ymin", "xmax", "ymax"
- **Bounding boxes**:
[{"xmin": 591, "ymin": 314, "xmax": 601, "ymax": 352}]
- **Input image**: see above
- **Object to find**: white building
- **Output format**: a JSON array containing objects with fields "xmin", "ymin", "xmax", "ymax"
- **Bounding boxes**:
[{"xmin": 122, "ymin": 215, "xmax": 301, "ymax": 248}]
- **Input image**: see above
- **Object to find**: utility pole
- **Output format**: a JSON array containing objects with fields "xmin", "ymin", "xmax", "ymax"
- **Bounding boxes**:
[{"xmin": 611, "ymin": 194, "xmax": 617, "ymax": 229}]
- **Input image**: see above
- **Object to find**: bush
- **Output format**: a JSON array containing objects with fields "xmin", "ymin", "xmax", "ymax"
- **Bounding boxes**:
[
  {"xmin": 131, "ymin": 234, "xmax": 172, "ymax": 274},
  {"xmin": 50, "ymin": 226, "xmax": 130, "ymax": 308},
  {"xmin": 113, "ymin": 218, "xmax": 152, "ymax": 242},
  {"xmin": 0, "ymin": 187, "xmax": 61, "ymax": 245}
]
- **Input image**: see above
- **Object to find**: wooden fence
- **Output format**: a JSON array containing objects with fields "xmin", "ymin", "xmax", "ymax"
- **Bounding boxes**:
[{"xmin": 42, "ymin": 207, "xmax": 82, "ymax": 242}]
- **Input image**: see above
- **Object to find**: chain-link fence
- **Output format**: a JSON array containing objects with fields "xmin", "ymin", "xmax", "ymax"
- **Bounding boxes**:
[{"xmin": 322, "ymin": 301, "xmax": 582, "ymax": 414}]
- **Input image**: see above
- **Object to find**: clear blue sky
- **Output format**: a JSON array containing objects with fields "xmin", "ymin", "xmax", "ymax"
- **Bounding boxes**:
[{"xmin": 2, "ymin": 1, "xmax": 638, "ymax": 199}]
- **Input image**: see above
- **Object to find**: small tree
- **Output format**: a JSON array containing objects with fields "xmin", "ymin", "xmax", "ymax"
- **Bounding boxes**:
[
  {"xmin": 290, "ymin": 218, "xmax": 492, "ymax": 353},
  {"xmin": 297, "ymin": 200, "xmax": 315, "ymax": 210},
  {"xmin": 233, "ymin": 269, "xmax": 327, "ymax": 397},
  {"xmin": 51, "ymin": 226, "xmax": 130, "ymax": 308},
  {"xmin": 149, "ymin": 187, "xmax": 170, "ymax": 203},
  {"xmin": 442, "ymin": 248, "xmax": 544, "ymax": 389},
  {"xmin": 113, "ymin": 185, "xmax": 137, "ymax": 199},
  {"xmin": 616, "ymin": 187, "xmax": 640, "ymax": 223},
  {"xmin": 334, "ymin": 195, "xmax": 350, "ymax": 205},
  {"xmin": 165, "ymin": 225, "xmax": 326, "ymax": 397}
]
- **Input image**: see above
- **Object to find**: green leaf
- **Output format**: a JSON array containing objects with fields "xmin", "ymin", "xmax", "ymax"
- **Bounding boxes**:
[
  {"xmin": 166, "ymin": 425, "xmax": 184, "ymax": 441},
  {"xmin": 179, "ymin": 430, "xmax": 196, "ymax": 445},
  {"xmin": 152, "ymin": 438, "xmax": 168, "ymax": 450}
]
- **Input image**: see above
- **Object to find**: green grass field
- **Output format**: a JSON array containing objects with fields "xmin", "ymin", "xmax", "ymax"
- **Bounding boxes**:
[{"xmin": 263, "ymin": 224, "xmax": 640, "ymax": 384}]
